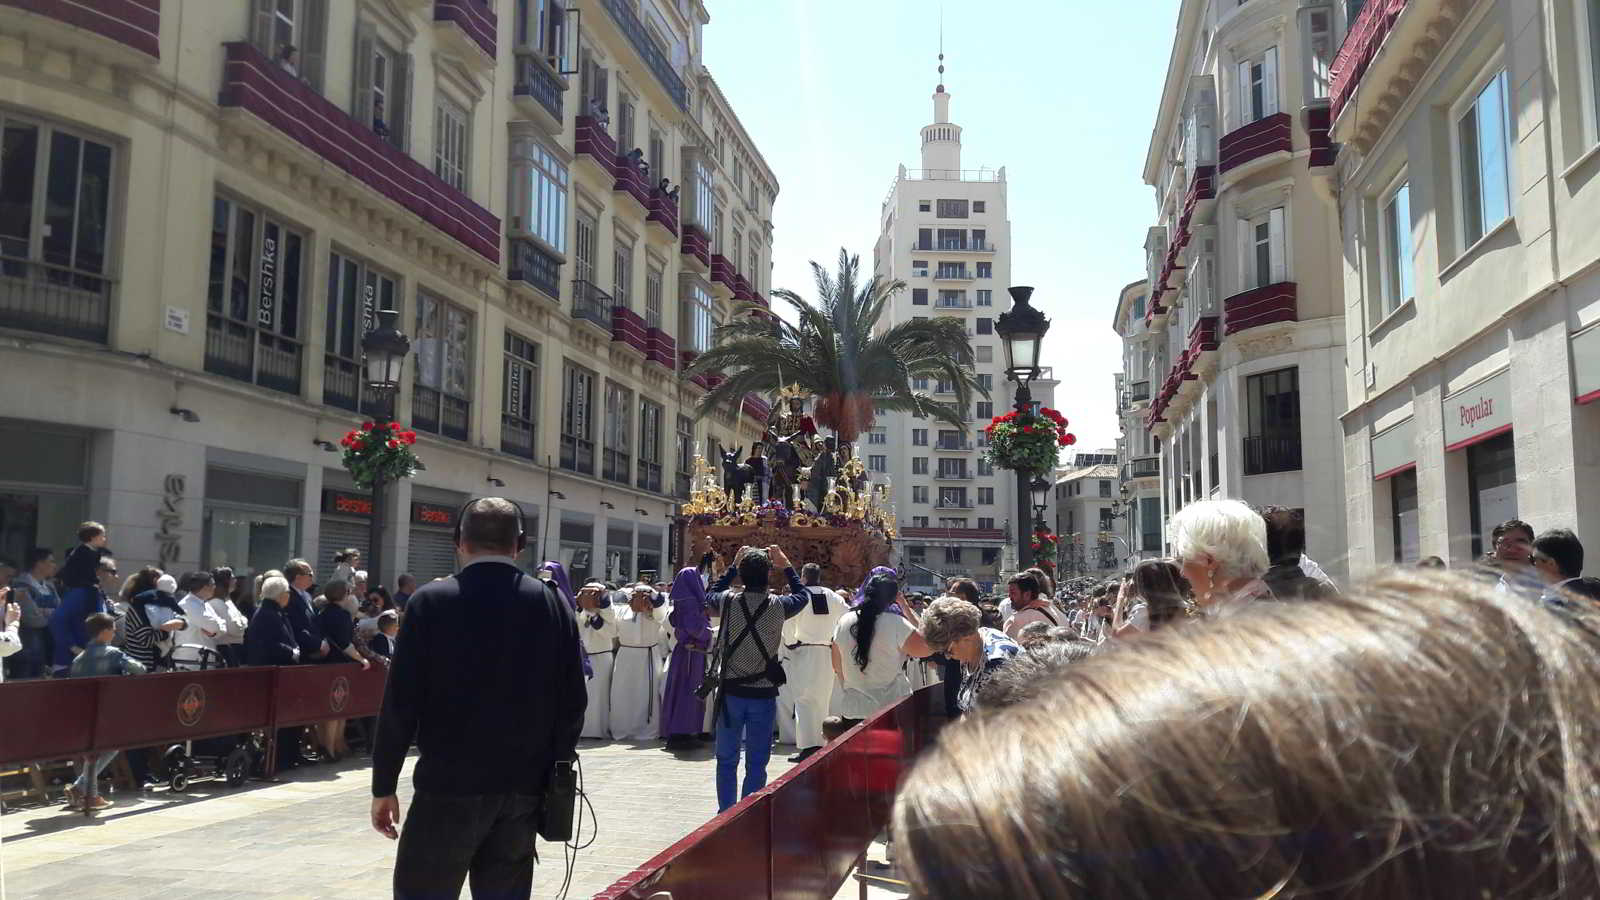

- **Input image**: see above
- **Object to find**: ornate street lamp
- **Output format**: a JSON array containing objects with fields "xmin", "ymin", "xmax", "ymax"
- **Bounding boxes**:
[
  {"xmin": 996, "ymin": 286, "xmax": 1051, "ymax": 567},
  {"xmin": 361, "ymin": 308, "xmax": 411, "ymax": 588}
]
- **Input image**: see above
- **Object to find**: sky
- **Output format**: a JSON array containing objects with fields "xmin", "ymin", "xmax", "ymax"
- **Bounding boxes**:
[{"xmin": 701, "ymin": 0, "xmax": 1180, "ymax": 452}]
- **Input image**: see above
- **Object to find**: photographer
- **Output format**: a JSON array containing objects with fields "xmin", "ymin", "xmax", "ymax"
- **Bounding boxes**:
[{"xmin": 706, "ymin": 545, "xmax": 810, "ymax": 812}]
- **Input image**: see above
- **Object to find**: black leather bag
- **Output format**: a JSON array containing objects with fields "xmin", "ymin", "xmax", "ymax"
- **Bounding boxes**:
[{"xmin": 538, "ymin": 759, "xmax": 577, "ymax": 842}]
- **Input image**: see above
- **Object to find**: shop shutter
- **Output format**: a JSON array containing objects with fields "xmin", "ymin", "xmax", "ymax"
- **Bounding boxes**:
[
  {"xmin": 317, "ymin": 518, "xmax": 369, "ymax": 577},
  {"xmin": 407, "ymin": 528, "xmax": 458, "ymax": 583}
]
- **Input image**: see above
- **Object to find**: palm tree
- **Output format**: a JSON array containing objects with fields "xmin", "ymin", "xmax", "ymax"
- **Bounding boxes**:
[{"xmin": 683, "ymin": 249, "xmax": 986, "ymax": 448}]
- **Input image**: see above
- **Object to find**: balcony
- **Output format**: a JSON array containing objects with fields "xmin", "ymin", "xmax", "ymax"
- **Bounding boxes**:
[
  {"xmin": 1223, "ymin": 282, "xmax": 1297, "ymax": 335},
  {"xmin": 433, "ymin": 0, "xmax": 497, "ymax": 60},
  {"xmin": 512, "ymin": 50, "xmax": 565, "ymax": 132},
  {"xmin": 571, "ymin": 279, "xmax": 615, "ymax": 331},
  {"xmin": 1331, "ymin": 0, "xmax": 1409, "ymax": 123},
  {"xmin": 323, "ymin": 357, "xmax": 380, "ymax": 414},
  {"xmin": 0, "ymin": 257, "xmax": 112, "ymax": 343},
  {"xmin": 935, "ymin": 499, "xmax": 975, "ymax": 510},
  {"xmin": 899, "ymin": 526, "xmax": 1006, "ymax": 542},
  {"xmin": 637, "ymin": 459, "xmax": 663, "ymax": 494},
  {"xmin": 1130, "ymin": 455, "xmax": 1160, "ymax": 479},
  {"xmin": 218, "ymin": 42, "xmax": 499, "ymax": 263},
  {"xmin": 742, "ymin": 394, "xmax": 771, "ymax": 422},
  {"xmin": 413, "ymin": 386, "xmax": 470, "ymax": 442},
  {"xmin": 203, "ymin": 316, "xmax": 302, "ymax": 396},
  {"xmin": 645, "ymin": 327, "xmax": 676, "ymax": 371},
  {"xmin": 1305, "ymin": 106, "xmax": 1335, "ymax": 168},
  {"xmin": 613, "ymin": 153, "xmax": 651, "ymax": 210},
  {"xmin": 1, "ymin": 0, "xmax": 161, "ymax": 61},
  {"xmin": 710, "ymin": 254, "xmax": 738, "ymax": 292},
  {"xmin": 1186, "ymin": 314, "xmax": 1220, "ymax": 361},
  {"xmin": 1128, "ymin": 380, "xmax": 1151, "ymax": 403},
  {"xmin": 646, "ymin": 185, "xmax": 680, "ymax": 236},
  {"xmin": 1180, "ymin": 165, "xmax": 1216, "ymax": 235},
  {"xmin": 561, "ymin": 432, "xmax": 595, "ymax": 475},
  {"xmin": 598, "ymin": 0, "xmax": 687, "ymax": 110},
  {"xmin": 610, "ymin": 304, "xmax": 651, "ymax": 355},
  {"xmin": 680, "ymin": 350, "xmax": 713, "ymax": 390},
  {"xmin": 508, "ymin": 237, "xmax": 561, "ymax": 300},
  {"xmin": 934, "ymin": 297, "xmax": 973, "ymax": 310},
  {"xmin": 1219, "ymin": 113, "xmax": 1293, "ymax": 175},
  {"xmin": 934, "ymin": 470, "xmax": 973, "ymax": 481},
  {"xmin": 932, "ymin": 268, "xmax": 974, "ymax": 282},
  {"xmin": 574, "ymin": 115, "xmax": 619, "ymax": 176},
  {"xmin": 913, "ymin": 241, "xmax": 996, "ymax": 253},
  {"xmin": 502, "ymin": 415, "xmax": 536, "ymax": 461},
  {"xmin": 934, "ymin": 441, "xmax": 976, "ymax": 453},
  {"xmin": 1243, "ymin": 436, "xmax": 1303, "ymax": 476},
  {"xmin": 680, "ymin": 224, "xmax": 711, "ymax": 271}
]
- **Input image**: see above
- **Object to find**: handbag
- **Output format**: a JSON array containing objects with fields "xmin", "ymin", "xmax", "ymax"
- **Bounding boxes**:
[
  {"xmin": 538, "ymin": 759, "xmax": 577, "ymax": 841},
  {"xmin": 695, "ymin": 615, "xmax": 727, "ymax": 700}
]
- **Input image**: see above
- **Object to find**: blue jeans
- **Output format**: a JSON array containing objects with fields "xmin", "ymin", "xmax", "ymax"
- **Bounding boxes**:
[
  {"xmin": 73, "ymin": 751, "xmax": 117, "ymax": 795},
  {"xmin": 714, "ymin": 694, "xmax": 776, "ymax": 812}
]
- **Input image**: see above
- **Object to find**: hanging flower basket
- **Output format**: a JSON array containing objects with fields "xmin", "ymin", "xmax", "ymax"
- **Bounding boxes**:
[
  {"xmin": 983, "ymin": 407, "xmax": 1076, "ymax": 474},
  {"xmin": 1030, "ymin": 528, "xmax": 1059, "ymax": 567},
  {"xmin": 341, "ymin": 421, "xmax": 420, "ymax": 491}
]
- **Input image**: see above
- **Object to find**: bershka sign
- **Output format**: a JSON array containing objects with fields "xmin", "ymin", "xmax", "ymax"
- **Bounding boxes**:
[
  {"xmin": 322, "ymin": 489, "xmax": 373, "ymax": 518},
  {"xmin": 1443, "ymin": 369, "xmax": 1512, "ymax": 451}
]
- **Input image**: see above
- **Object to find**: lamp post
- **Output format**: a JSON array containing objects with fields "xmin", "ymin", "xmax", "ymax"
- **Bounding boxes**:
[
  {"xmin": 361, "ymin": 308, "xmax": 411, "ymax": 590},
  {"xmin": 996, "ymin": 285, "xmax": 1050, "ymax": 569}
]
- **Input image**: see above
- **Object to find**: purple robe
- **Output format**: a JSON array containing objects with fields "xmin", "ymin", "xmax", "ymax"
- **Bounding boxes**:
[
  {"xmin": 541, "ymin": 560, "xmax": 592, "ymax": 680},
  {"xmin": 660, "ymin": 567, "xmax": 712, "ymax": 737}
]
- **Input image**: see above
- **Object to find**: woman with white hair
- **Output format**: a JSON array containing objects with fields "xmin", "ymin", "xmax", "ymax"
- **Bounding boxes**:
[{"xmin": 1168, "ymin": 499, "xmax": 1273, "ymax": 609}]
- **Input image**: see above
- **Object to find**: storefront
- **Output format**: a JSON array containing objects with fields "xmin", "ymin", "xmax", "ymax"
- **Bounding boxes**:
[
  {"xmin": 0, "ymin": 419, "xmax": 89, "ymax": 566},
  {"xmin": 637, "ymin": 524, "xmax": 663, "ymax": 583},
  {"xmin": 1371, "ymin": 417, "xmax": 1418, "ymax": 564},
  {"xmin": 406, "ymin": 490, "xmax": 466, "ymax": 582},
  {"xmin": 1443, "ymin": 371, "xmax": 1515, "ymax": 558},
  {"xmin": 317, "ymin": 485, "xmax": 373, "ymax": 576},
  {"xmin": 201, "ymin": 465, "xmax": 302, "ymax": 580},
  {"xmin": 605, "ymin": 520, "xmax": 634, "ymax": 584},
  {"xmin": 558, "ymin": 512, "xmax": 595, "ymax": 587}
]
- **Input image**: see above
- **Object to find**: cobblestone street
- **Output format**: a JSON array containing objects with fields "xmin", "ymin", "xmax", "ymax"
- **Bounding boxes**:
[{"xmin": 1, "ymin": 738, "xmax": 892, "ymax": 899}]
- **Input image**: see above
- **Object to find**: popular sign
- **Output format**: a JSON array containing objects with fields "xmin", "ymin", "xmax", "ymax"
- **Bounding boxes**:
[{"xmin": 1442, "ymin": 369, "xmax": 1511, "ymax": 451}]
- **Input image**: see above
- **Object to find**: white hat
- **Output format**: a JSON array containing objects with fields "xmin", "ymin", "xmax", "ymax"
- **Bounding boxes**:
[{"xmin": 156, "ymin": 573, "xmax": 178, "ymax": 594}]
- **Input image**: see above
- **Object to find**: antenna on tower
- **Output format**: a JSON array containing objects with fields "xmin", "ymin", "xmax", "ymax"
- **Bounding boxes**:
[{"xmin": 936, "ymin": 2, "xmax": 946, "ymax": 92}]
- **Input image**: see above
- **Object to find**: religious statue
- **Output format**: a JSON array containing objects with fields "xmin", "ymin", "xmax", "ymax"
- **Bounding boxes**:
[
  {"xmin": 765, "ymin": 385, "xmax": 824, "ymax": 510},
  {"xmin": 806, "ymin": 436, "xmax": 838, "ymax": 512}
]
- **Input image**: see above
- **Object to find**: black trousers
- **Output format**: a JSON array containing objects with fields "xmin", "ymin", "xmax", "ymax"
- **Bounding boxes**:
[{"xmin": 394, "ymin": 790, "xmax": 541, "ymax": 900}]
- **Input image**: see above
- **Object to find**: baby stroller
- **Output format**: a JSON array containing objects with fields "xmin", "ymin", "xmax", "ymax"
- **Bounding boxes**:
[{"xmin": 161, "ymin": 643, "xmax": 262, "ymax": 792}]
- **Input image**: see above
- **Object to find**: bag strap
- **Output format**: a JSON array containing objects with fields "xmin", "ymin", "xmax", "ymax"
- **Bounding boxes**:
[{"xmin": 720, "ymin": 592, "xmax": 776, "ymax": 681}]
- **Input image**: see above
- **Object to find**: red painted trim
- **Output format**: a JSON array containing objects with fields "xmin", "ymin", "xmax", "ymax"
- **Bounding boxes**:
[
  {"xmin": 1373, "ymin": 461, "xmax": 1416, "ymax": 481},
  {"xmin": 1443, "ymin": 422, "xmax": 1512, "ymax": 453},
  {"xmin": 1577, "ymin": 388, "xmax": 1600, "ymax": 406}
]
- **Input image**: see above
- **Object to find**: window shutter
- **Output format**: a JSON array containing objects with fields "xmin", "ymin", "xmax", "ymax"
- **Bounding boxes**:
[
  {"xmin": 353, "ymin": 24, "xmax": 376, "ymax": 126},
  {"xmin": 393, "ymin": 54, "xmax": 414, "ymax": 152},
  {"xmin": 1263, "ymin": 48, "xmax": 1279, "ymax": 117},
  {"xmin": 250, "ymin": 0, "xmax": 275, "ymax": 54},
  {"xmin": 302, "ymin": 0, "xmax": 328, "ymax": 93},
  {"xmin": 1268, "ymin": 207, "xmax": 1287, "ymax": 284},
  {"xmin": 1237, "ymin": 217, "xmax": 1252, "ymax": 289},
  {"xmin": 1237, "ymin": 60, "xmax": 1252, "ymax": 125}
]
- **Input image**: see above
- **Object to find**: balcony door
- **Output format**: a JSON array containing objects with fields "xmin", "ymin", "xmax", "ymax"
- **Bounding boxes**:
[{"xmin": 574, "ymin": 212, "xmax": 596, "ymax": 284}]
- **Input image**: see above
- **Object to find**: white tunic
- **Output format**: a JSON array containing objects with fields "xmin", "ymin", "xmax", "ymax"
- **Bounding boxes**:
[
  {"xmin": 171, "ymin": 592, "xmax": 227, "ymax": 669},
  {"xmin": 578, "ymin": 604, "xmax": 618, "ymax": 739},
  {"xmin": 790, "ymin": 586, "xmax": 848, "ymax": 749},
  {"xmin": 609, "ymin": 601, "xmax": 668, "ymax": 740}
]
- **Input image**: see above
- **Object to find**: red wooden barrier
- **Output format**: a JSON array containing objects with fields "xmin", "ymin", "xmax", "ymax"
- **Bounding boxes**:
[
  {"xmin": 0, "ymin": 677, "xmax": 97, "ymax": 763},
  {"xmin": 93, "ymin": 668, "xmax": 276, "ymax": 750},
  {"xmin": 597, "ymin": 686, "xmax": 944, "ymax": 900},
  {"xmin": 270, "ymin": 663, "xmax": 387, "ymax": 728}
]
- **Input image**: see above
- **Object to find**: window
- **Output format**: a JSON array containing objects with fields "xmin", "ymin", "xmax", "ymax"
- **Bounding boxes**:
[
  {"xmin": 939, "ymin": 517, "xmax": 967, "ymax": 529},
  {"xmin": 912, "ymin": 260, "xmax": 928, "ymax": 277},
  {"xmin": 977, "ymin": 487, "xmax": 994, "ymax": 505},
  {"xmin": 977, "ymin": 401, "xmax": 993, "ymax": 419},
  {"xmin": 938, "ymin": 458, "xmax": 967, "ymax": 478},
  {"xmin": 502, "ymin": 332, "xmax": 539, "ymax": 460},
  {"xmin": 977, "ymin": 374, "xmax": 992, "ymax": 391},
  {"xmin": 637, "ymin": 399, "xmax": 663, "ymax": 492},
  {"xmin": 918, "ymin": 200, "xmax": 931, "ymax": 212},
  {"xmin": 977, "ymin": 458, "xmax": 993, "ymax": 476},
  {"xmin": 868, "ymin": 455, "xmax": 887, "ymax": 473},
  {"xmin": 913, "ymin": 516, "xmax": 929, "ymax": 528},
  {"xmin": 937, "ymin": 289, "xmax": 965, "ymax": 307},
  {"xmin": 1380, "ymin": 180, "xmax": 1414, "ymax": 316},
  {"xmin": 1140, "ymin": 496, "xmax": 1162, "ymax": 552},
  {"xmin": 912, "ymin": 428, "xmax": 928, "ymax": 446},
  {"xmin": 323, "ymin": 251, "xmax": 397, "ymax": 413},
  {"xmin": 675, "ymin": 414, "xmax": 694, "ymax": 498},
  {"xmin": 936, "ymin": 199, "xmax": 969, "ymax": 218},
  {"xmin": 512, "ymin": 137, "xmax": 568, "ymax": 255},
  {"xmin": 976, "ymin": 346, "xmax": 993, "ymax": 363},
  {"xmin": 602, "ymin": 381, "xmax": 633, "ymax": 484},
  {"xmin": 560, "ymin": 363, "xmax": 596, "ymax": 474},
  {"xmin": 978, "ymin": 518, "xmax": 995, "ymax": 531},
  {"xmin": 972, "ymin": 201, "xmax": 986, "ymax": 213},
  {"xmin": 1303, "ymin": 7, "xmax": 1332, "ymax": 102},
  {"xmin": 648, "ymin": 126, "xmax": 665, "ymax": 184},
  {"xmin": 434, "ymin": 96, "xmax": 470, "ymax": 191},
  {"xmin": 613, "ymin": 237, "xmax": 633, "ymax": 309},
  {"xmin": 616, "ymin": 93, "xmax": 635, "ymax": 152},
  {"xmin": 1467, "ymin": 431, "xmax": 1518, "ymax": 558},
  {"xmin": 645, "ymin": 266, "xmax": 663, "ymax": 329},
  {"xmin": 1243, "ymin": 367, "xmax": 1301, "ymax": 475},
  {"xmin": 1099, "ymin": 480, "xmax": 1112, "ymax": 498},
  {"xmin": 1456, "ymin": 69, "xmax": 1511, "ymax": 247},
  {"xmin": 976, "ymin": 262, "xmax": 992, "ymax": 279},
  {"xmin": 868, "ymin": 427, "xmax": 888, "ymax": 445},
  {"xmin": 936, "ymin": 262, "xmax": 966, "ymax": 279},
  {"xmin": 1132, "ymin": 293, "xmax": 1146, "ymax": 320},
  {"xmin": 908, "ymin": 545, "xmax": 926, "ymax": 563},
  {"xmin": 913, "ymin": 377, "xmax": 929, "ymax": 391},
  {"xmin": 413, "ymin": 292, "xmax": 473, "ymax": 441},
  {"xmin": 944, "ymin": 546, "xmax": 962, "ymax": 565},
  {"xmin": 976, "ymin": 289, "xmax": 992, "ymax": 306},
  {"xmin": 1237, "ymin": 47, "xmax": 1279, "ymax": 126},
  {"xmin": 977, "ymin": 317, "xmax": 993, "ymax": 335},
  {"xmin": 205, "ymin": 196, "xmax": 305, "ymax": 394},
  {"xmin": 574, "ymin": 211, "xmax": 596, "ymax": 283},
  {"xmin": 355, "ymin": 27, "xmax": 409, "ymax": 150},
  {"xmin": 1390, "ymin": 468, "xmax": 1419, "ymax": 562},
  {"xmin": 515, "ymin": 0, "xmax": 567, "ymax": 71},
  {"xmin": 938, "ymin": 487, "xmax": 967, "ymax": 508},
  {"xmin": 912, "ymin": 457, "xmax": 929, "ymax": 475},
  {"xmin": 679, "ymin": 280, "xmax": 714, "ymax": 353},
  {"xmin": 912, "ymin": 486, "xmax": 929, "ymax": 504},
  {"xmin": 912, "ymin": 288, "xmax": 928, "ymax": 305},
  {"xmin": 1241, "ymin": 207, "xmax": 1286, "ymax": 289},
  {"xmin": 252, "ymin": 0, "xmax": 328, "ymax": 91}
]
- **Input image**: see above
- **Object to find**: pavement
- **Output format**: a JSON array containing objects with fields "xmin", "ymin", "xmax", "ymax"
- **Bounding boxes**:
[{"xmin": 0, "ymin": 738, "xmax": 907, "ymax": 899}]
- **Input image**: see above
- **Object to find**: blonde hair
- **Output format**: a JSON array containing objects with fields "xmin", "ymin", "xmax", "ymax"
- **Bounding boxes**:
[{"xmin": 893, "ymin": 570, "xmax": 1600, "ymax": 899}]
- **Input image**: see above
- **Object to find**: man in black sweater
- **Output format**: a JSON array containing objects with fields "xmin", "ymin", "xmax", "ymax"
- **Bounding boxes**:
[{"xmin": 371, "ymin": 498, "xmax": 585, "ymax": 899}]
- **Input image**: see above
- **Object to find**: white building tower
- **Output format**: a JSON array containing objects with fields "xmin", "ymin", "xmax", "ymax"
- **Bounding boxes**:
[{"xmin": 871, "ymin": 56, "xmax": 1056, "ymax": 592}]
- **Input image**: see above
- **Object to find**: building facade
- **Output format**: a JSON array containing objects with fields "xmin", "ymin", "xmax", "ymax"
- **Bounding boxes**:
[
  {"xmin": 869, "ymin": 74, "xmax": 1056, "ymax": 592},
  {"xmin": 1331, "ymin": 0, "xmax": 1600, "ymax": 570},
  {"xmin": 1112, "ymin": 278, "xmax": 1166, "ymax": 565},
  {"xmin": 0, "ymin": 0, "xmax": 774, "ymax": 588},
  {"xmin": 1053, "ymin": 462, "xmax": 1123, "ymax": 578},
  {"xmin": 1137, "ymin": 0, "xmax": 1349, "ymax": 575}
]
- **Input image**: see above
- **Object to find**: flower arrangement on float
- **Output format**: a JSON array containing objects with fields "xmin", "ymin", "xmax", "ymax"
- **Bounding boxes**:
[
  {"xmin": 983, "ymin": 406, "xmax": 1077, "ymax": 473},
  {"xmin": 340, "ymin": 421, "xmax": 420, "ymax": 490}
]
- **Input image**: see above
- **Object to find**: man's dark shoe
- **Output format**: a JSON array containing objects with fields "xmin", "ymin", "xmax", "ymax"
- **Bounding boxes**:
[{"xmin": 787, "ymin": 746, "xmax": 821, "ymax": 764}]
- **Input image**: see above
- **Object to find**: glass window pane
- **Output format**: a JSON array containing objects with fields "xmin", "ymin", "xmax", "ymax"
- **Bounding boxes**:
[
  {"xmin": 207, "ymin": 196, "xmax": 230, "ymax": 313},
  {"xmin": 0, "ymin": 122, "xmax": 39, "ymax": 261},
  {"xmin": 42, "ymin": 131, "xmax": 80, "ymax": 270},
  {"xmin": 1393, "ymin": 183, "xmax": 1413, "ymax": 304},
  {"xmin": 1459, "ymin": 105, "xmax": 1483, "ymax": 243},
  {"xmin": 1476, "ymin": 72, "xmax": 1509, "ymax": 230},
  {"xmin": 280, "ymin": 230, "xmax": 302, "ymax": 337},
  {"xmin": 74, "ymin": 138, "xmax": 111, "ymax": 276}
]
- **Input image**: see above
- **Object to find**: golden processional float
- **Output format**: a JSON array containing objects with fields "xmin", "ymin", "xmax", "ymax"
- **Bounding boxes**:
[{"xmin": 674, "ymin": 386, "xmax": 894, "ymax": 589}]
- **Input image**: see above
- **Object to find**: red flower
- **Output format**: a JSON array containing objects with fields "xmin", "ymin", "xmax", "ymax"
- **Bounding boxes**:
[
  {"xmin": 387, "ymin": 439, "xmax": 400, "ymax": 449},
  {"xmin": 1030, "ymin": 542, "xmax": 1040, "ymax": 549},
  {"xmin": 402, "ymin": 431, "xmax": 417, "ymax": 444},
  {"xmin": 361, "ymin": 422, "xmax": 374, "ymax": 431},
  {"xmin": 1022, "ymin": 425, "xmax": 1033, "ymax": 433},
  {"xmin": 1064, "ymin": 433, "xmax": 1077, "ymax": 445},
  {"xmin": 1049, "ymin": 535, "xmax": 1058, "ymax": 542}
]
